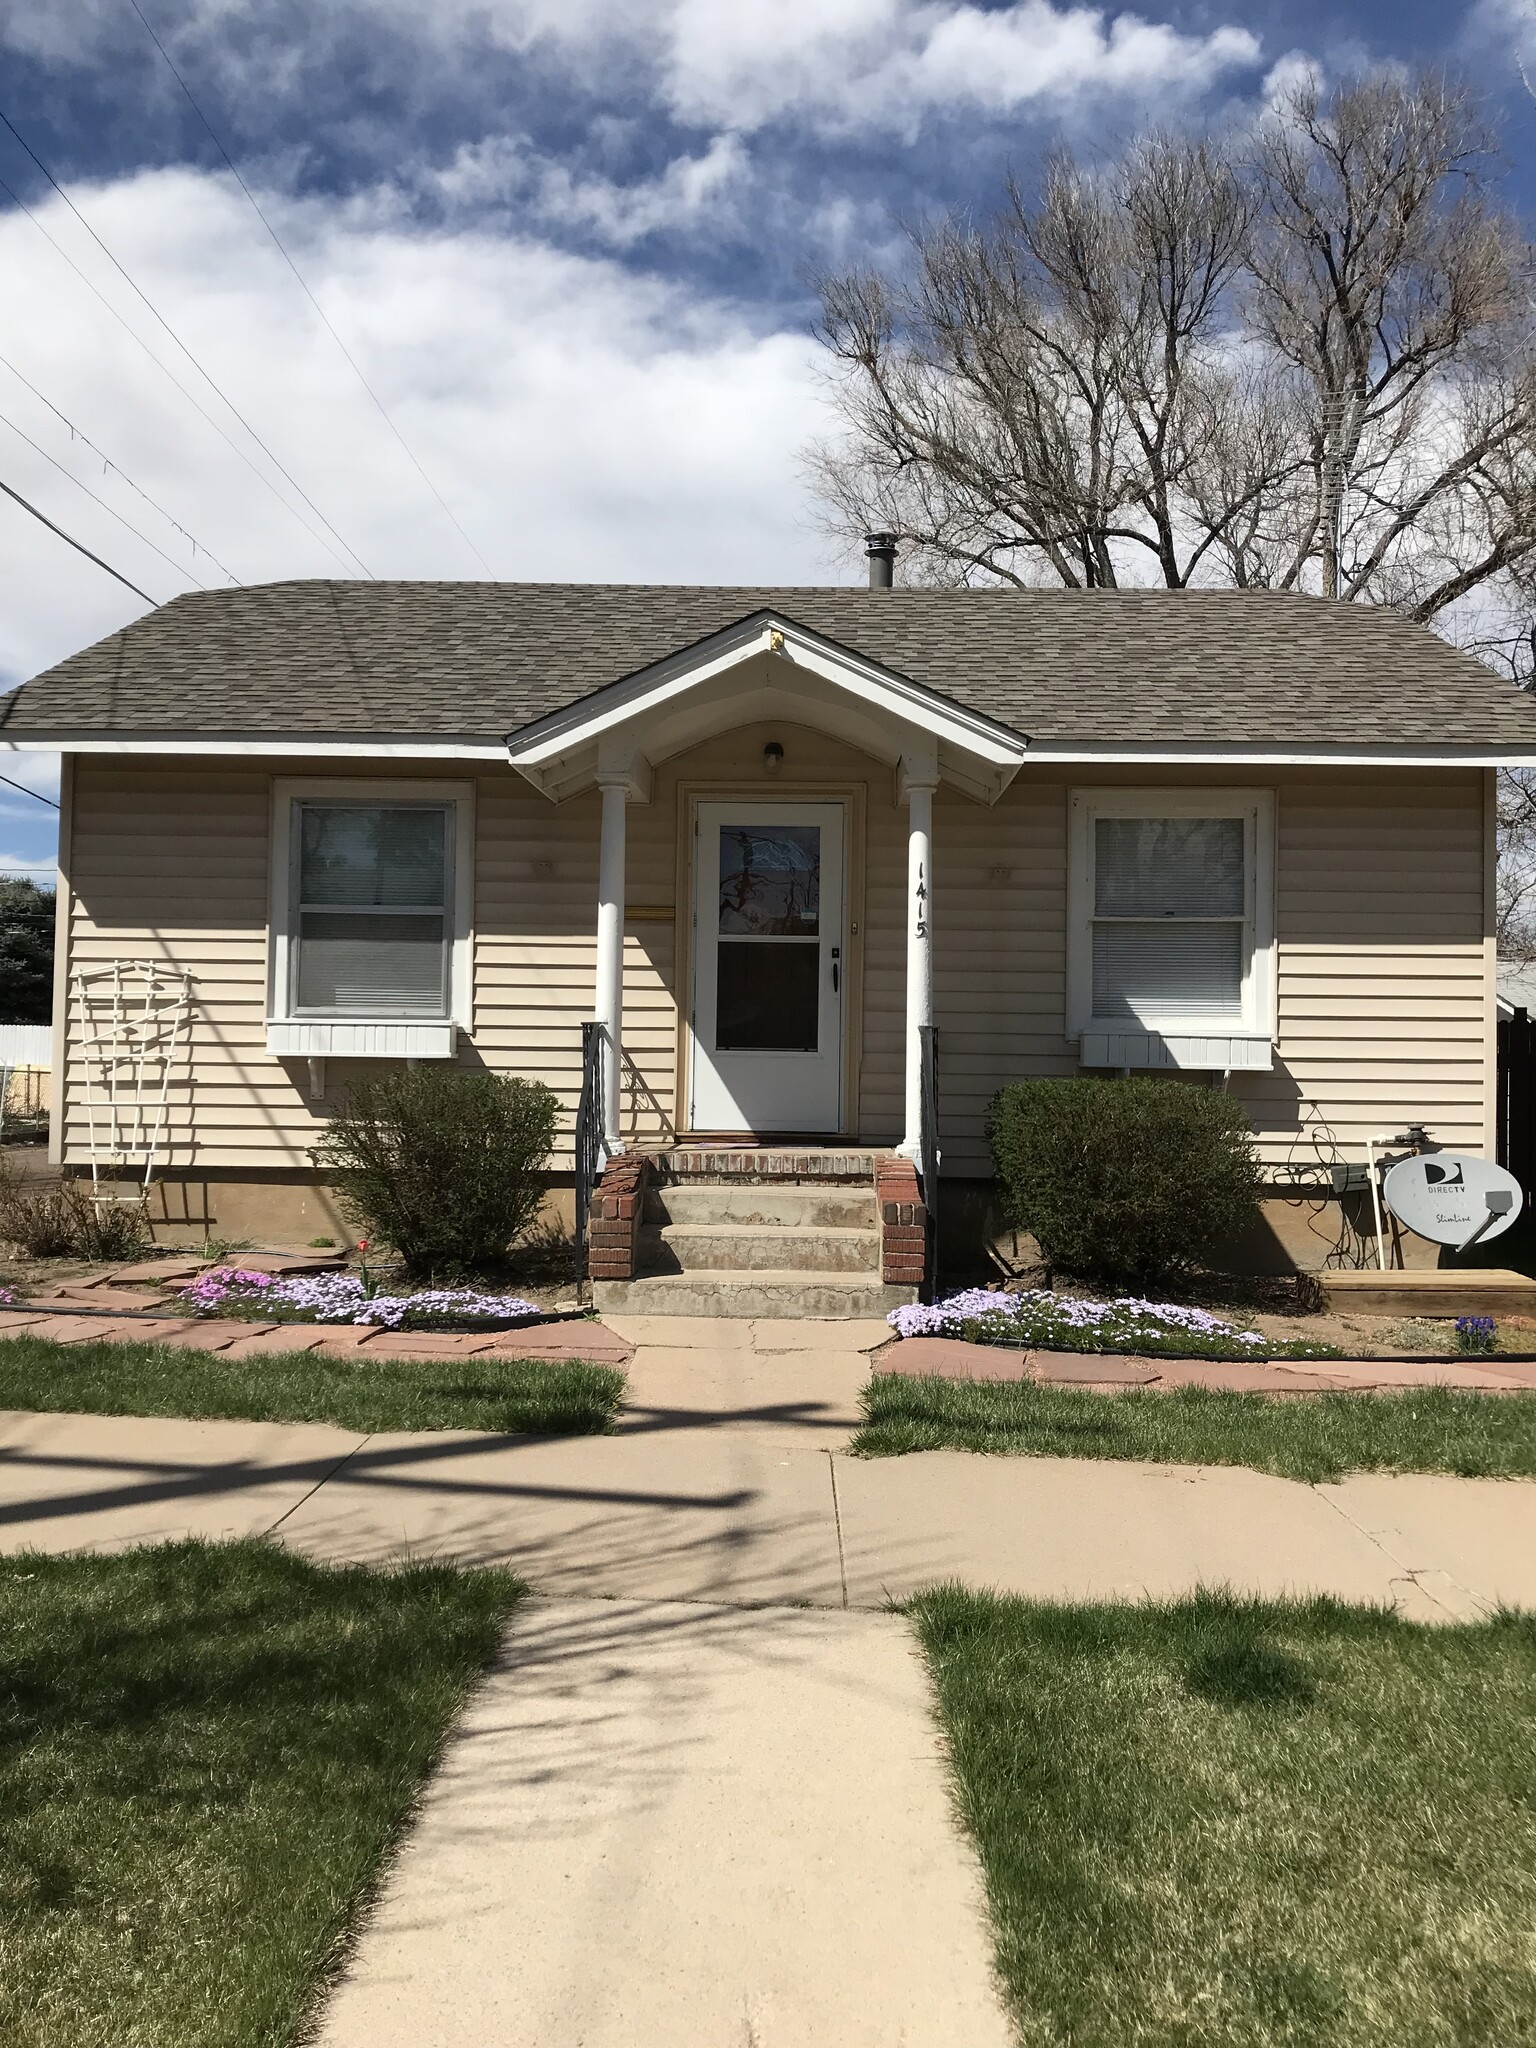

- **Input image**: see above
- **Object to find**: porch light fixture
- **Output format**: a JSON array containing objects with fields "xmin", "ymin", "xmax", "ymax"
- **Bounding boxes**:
[{"xmin": 763, "ymin": 741, "xmax": 784, "ymax": 775}]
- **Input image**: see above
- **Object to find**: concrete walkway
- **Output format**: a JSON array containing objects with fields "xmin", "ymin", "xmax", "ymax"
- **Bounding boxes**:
[{"xmin": 314, "ymin": 1597, "xmax": 1013, "ymax": 2048}]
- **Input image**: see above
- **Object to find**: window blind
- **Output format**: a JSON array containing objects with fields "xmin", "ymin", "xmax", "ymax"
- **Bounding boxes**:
[
  {"xmin": 1091, "ymin": 815, "xmax": 1245, "ymax": 1026},
  {"xmin": 1094, "ymin": 817, "xmax": 1243, "ymax": 917},
  {"xmin": 300, "ymin": 807, "xmax": 446, "ymax": 906},
  {"xmin": 296, "ymin": 912, "xmax": 447, "ymax": 1013},
  {"xmin": 1091, "ymin": 925, "xmax": 1244, "ymax": 1023},
  {"xmin": 293, "ymin": 805, "xmax": 451, "ymax": 1017}
]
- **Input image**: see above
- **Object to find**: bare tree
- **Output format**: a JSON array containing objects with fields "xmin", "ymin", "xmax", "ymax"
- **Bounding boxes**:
[
  {"xmin": 814, "ymin": 135, "xmax": 1259, "ymax": 589},
  {"xmin": 811, "ymin": 72, "xmax": 1536, "ymax": 627},
  {"xmin": 1245, "ymin": 75, "xmax": 1536, "ymax": 616}
]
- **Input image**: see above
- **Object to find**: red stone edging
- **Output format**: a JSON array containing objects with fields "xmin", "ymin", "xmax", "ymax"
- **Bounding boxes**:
[
  {"xmin": 0, "ymin": 1302, "xmax": 634, "ymax": 1366},
  {"xmin": 874, "ymin": 1334, "xmax": 1536, "ymax": 1394}
]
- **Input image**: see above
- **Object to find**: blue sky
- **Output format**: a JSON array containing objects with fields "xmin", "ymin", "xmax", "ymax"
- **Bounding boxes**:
[{"xmin": 1, "ymin": 0, "xmax": 1533, "ymax": 878}]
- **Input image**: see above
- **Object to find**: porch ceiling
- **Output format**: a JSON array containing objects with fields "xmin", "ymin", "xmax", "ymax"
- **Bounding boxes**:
[{"xmin": 503, "ymin": 610, "xmax": 1030, "ymax": 805}]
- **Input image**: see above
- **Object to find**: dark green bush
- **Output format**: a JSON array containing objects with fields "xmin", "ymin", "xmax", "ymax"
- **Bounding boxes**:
[
  {"xmin": 315, "ymin": 1066, "xmax": 560, "ymax": 1280},
  {"xmin": 988, "ymin": 1077, "xmax": 1262, "ymax": 1289}
]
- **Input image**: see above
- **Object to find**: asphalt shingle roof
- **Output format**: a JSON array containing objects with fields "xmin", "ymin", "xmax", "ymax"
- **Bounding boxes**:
[{"xmin": 3, "ymin": 578, "xmax": 1534, "ymax": 749}]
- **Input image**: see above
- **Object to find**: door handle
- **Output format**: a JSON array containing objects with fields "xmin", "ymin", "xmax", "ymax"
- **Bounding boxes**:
[{"xmin": 831, "ymin": 946, "xmax": 841, "ymax": 995}]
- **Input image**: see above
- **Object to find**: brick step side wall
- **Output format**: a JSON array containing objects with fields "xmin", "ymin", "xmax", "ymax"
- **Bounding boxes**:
[
  {"xmin": 874, "ymin": 1155, "xmax": 927, "ymax": 1288},
  {"xmin": 585, "ymin": 1155, "xmax": 649, "ymax": 1282}
]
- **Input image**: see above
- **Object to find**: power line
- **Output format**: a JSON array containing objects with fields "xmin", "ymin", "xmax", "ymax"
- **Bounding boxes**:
[
  {"xmin": 0, "ymin": 170, "xmax": 361, "ymax": 575},
  {"xmin": 0, "ymin": 775, "xmax": 58, "ymax": 811},
  {"xmin": 0, "ymin": 351, "xmax": 240, "ymax": 585},
  {"xmin": 0, "ymin": 473, "xmax": 157, "ymax": 603},
  {"xmin": 0, "ymin": 406, "xmax": 212, "ymax": 587},
  {"xmin": 0, "ymin": 106, "xmax": 375, "ymax": 577},
  {"xmin": 124, "ymin": 0, "xmax": 497, "ymax": 578}
]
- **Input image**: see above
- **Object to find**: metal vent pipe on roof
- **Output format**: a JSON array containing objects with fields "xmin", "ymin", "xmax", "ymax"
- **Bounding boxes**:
[{"xmin": 865, "ymin": 532, "xmax": 898, "ymax": 590}]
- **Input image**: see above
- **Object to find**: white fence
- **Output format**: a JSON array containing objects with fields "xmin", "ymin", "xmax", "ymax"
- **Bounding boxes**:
[
  {"xmin": 0, "ymin": 1025, "xmax": 51, "ymax": 1069},
  {"xmin": 0, "ymin": 1024, "xmax": 52, "ymax": 1120}
]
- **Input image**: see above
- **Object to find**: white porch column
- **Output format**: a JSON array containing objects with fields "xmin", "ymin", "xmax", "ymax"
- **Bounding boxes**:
[
  {"xmin": 594, "ymin": 776, "xmax": 627, "ymax": 1152},
  {"xmin": 898, "ymin": 773, "xmax": 936, "ymax": 1160}
]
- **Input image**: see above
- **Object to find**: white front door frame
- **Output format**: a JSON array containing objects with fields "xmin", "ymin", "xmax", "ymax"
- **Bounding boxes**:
[{"xmin": 687, "ymin": 798, "xmax": 848, "ymax": 1135}]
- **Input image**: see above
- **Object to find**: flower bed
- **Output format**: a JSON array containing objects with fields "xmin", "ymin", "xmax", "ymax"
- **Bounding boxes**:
[
  {"xmin": 184, "ymin": 1268, "xmax": 544, "ymax": 1332},
  {"xmin": 889, "ymin": 1288, "xmax": 1344, "ymax": 1362}
]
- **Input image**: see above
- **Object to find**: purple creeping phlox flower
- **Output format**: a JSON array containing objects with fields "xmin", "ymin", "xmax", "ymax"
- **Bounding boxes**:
[
  {"xmin": 888, "ymin": 1287, "xmax": 1268, "ymax": 1351},
  {"xmin": 183, "ymin": 1267, "xmax": 281, "ymax": 1310},
  {"xmin": 354, "ymin": 1288, "xmax": 542, "ymax": 1329},
  {"xmin": 0, "ymin": 1286, "xmax": 17, "ymax": 1307},
  {"xmin": 186, "ymin": 1266, "xmax": 541, "ymax": 1328},
  {"xmin": 1455, "ymin": 1314, "xmax": 1497, "ymax": 1355}
]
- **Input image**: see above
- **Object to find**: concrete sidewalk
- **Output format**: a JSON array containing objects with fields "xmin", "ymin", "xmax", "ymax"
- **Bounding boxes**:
[
  {"xmin": 314, "ymin": 1597, "xmax": 1013, "ymax": 2048},
  {"xmin": 5, "ymin": 1399, "xmax": 1536, "ymax": 1618}
]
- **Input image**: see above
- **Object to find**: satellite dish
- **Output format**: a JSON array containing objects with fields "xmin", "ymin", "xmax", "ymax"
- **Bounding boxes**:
[{"xmin": 1382, "ymin": 1154, "xmax": 1524, "ymax": 1252}]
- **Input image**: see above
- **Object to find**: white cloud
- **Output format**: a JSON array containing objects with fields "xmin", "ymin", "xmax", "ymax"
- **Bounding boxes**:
[
  {"xmin": 0, "ymin": 165, "xmax": 836, "ymax": 692},
  {"xmin": 432, "ymin": 131, "xmax": 749, "ymax": 247},
  {"xmin": 636, "ymin": 0, "xmax": 1261, "ymax": 136},
  {"xmin": 5, "ymin": 0, "xmax": 1264, "ymax": 145}
]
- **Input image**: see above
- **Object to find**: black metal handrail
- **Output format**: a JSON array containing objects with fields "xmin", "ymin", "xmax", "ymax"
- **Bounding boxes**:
[
  {"xmin": 917, "ymin": 1022, "xmax": 940, "ymax": 1302},
  {"xmin": 572, "ymin": 1019, "xmax": 606, "ymax": 1292}
]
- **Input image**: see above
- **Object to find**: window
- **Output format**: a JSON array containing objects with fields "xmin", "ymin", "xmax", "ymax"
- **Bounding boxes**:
[
  {"xmin": 1067, "ymin": 789, "xmax": 1274, "ymax": 1066},
  {"xmin": 267, "ymin": 780, "xmax": 472, "ymax": 1057},
  {"xmin": 293, "ymin": 804, "xmax": 451, "ymax": 1016}
]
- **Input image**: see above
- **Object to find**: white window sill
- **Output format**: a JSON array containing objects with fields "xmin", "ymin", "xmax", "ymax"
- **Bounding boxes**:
[
  {"xmin": 1078, "ymin": 1029, "xmax": 1273, "ymax": 1072},
  {"xmin": 266, "ymin": 1020, "xmax": 459, "ymax": 1059}
]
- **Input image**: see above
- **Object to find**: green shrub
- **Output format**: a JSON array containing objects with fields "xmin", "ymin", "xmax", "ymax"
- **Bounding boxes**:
[
  {"xmin": 988, "ymin": 1077, "xmax": 1262, "ymax": 1289},
  {"xmin": 315, "ymin": 1066, "xmax": 560, "ymax": 1280}
]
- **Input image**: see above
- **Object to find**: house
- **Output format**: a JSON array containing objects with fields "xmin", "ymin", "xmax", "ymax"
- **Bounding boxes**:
[{"xmin": 4, "ymin": 553, "xmax": 1535, "ymax": 1307}]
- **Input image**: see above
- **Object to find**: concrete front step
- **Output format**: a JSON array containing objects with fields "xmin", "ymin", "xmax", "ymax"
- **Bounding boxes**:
[
  {"xmin": 649, "ymin": 1184, "xmax": 878, "ymax": 1231},
  {"xmin": 592, "ymin": 1271, "xmax": 916, "ymax": 1318},
  {"xmin": 644, "ymin": 1222, "xmax": 881, "ymax": 1273}
]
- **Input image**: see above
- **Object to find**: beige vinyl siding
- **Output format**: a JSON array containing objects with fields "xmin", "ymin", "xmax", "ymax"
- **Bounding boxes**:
[
  {"xmin": 63, "ymin": 759, "xmax": 272, "ymax": 1170},
  {"xmin": 61, "ymin": 756, "xmax": 613, "ymax": 1170},
  {"xmin": 1264, "ymin": 772, "xmax": 1489, "ymax": 1162},
  {"xmin": 928, "ymin": 764, "xmax": 1490, "ymax": 1174},
  {"xmin": 59, "ymin": 750, "xmax": 1493, "ymax": 1181}
]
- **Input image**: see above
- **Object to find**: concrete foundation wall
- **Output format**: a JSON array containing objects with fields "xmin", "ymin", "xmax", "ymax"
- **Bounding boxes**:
[
  {"xmin": 939, "ymin": 1177, "xmax": 1442, "ymax": 1280},
  {"xmin": 135, "ymin": 1170, "xmax": 580, "ymax": 1249},
  {"xmin": 138, "ymin": 1162, "xmax": 1436, "ymax": 1274}
]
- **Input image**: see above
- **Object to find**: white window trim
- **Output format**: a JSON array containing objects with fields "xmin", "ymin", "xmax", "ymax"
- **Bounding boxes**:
[
  {"xmin": 266, "ymin": 777, "xmax": 474, "ymax": 1059},
  {"xmin": 1067, "ymin": 787, "xmax": 1276, "ymax": 1068}
]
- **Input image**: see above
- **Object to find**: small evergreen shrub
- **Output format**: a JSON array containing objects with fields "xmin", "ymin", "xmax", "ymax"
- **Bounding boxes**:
[
  {"xmin": 988, "ymin": 1076, "xmax": 1262, "ymax": 1289},
  {"xmin": 315, "ymin": 1066, "xmax": 560, "ymax": 1280}
]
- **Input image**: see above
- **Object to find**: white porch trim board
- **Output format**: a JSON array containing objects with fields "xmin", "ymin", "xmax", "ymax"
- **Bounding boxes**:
[
  {"xmin": 595, "ymin": 778, "xmax": 627, "ymax": 1152},
  {"xmin": 897, "ymin": 772, "xmax": 936, "ymax": 1160}
]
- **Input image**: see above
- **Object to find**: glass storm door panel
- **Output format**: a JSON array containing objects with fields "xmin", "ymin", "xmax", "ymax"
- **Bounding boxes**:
[{"xmin": 689, "ymin": 801, "xmax": 845, "ymax": 1134}]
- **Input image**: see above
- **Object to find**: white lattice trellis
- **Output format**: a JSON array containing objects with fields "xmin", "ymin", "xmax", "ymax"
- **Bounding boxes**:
[{"xmin": 69, "ymin": 962, "xmax": 193, "ymax": 1198}]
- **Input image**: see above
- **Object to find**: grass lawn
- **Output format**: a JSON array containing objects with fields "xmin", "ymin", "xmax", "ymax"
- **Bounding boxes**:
[
  {"xmin": 0, "ymin": 1332, "xmax": 625, "ymax": 1435},
  {"xmin": 914, "ymin": 1587, "xmax": 1536, "ymax": 2047},
  {"xmin": 855, "ymin": 1373, "xmax": 1536, "ymax": 1482},
  {"xmin": 0, "ymin": 1540, "xmax": 522, "ymax": 2048}
]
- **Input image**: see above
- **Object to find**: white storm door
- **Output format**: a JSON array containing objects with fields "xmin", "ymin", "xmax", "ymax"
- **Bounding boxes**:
[{"xmin": 689, "ymin": 802, "xmax": 845, "ymax": 1134}]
